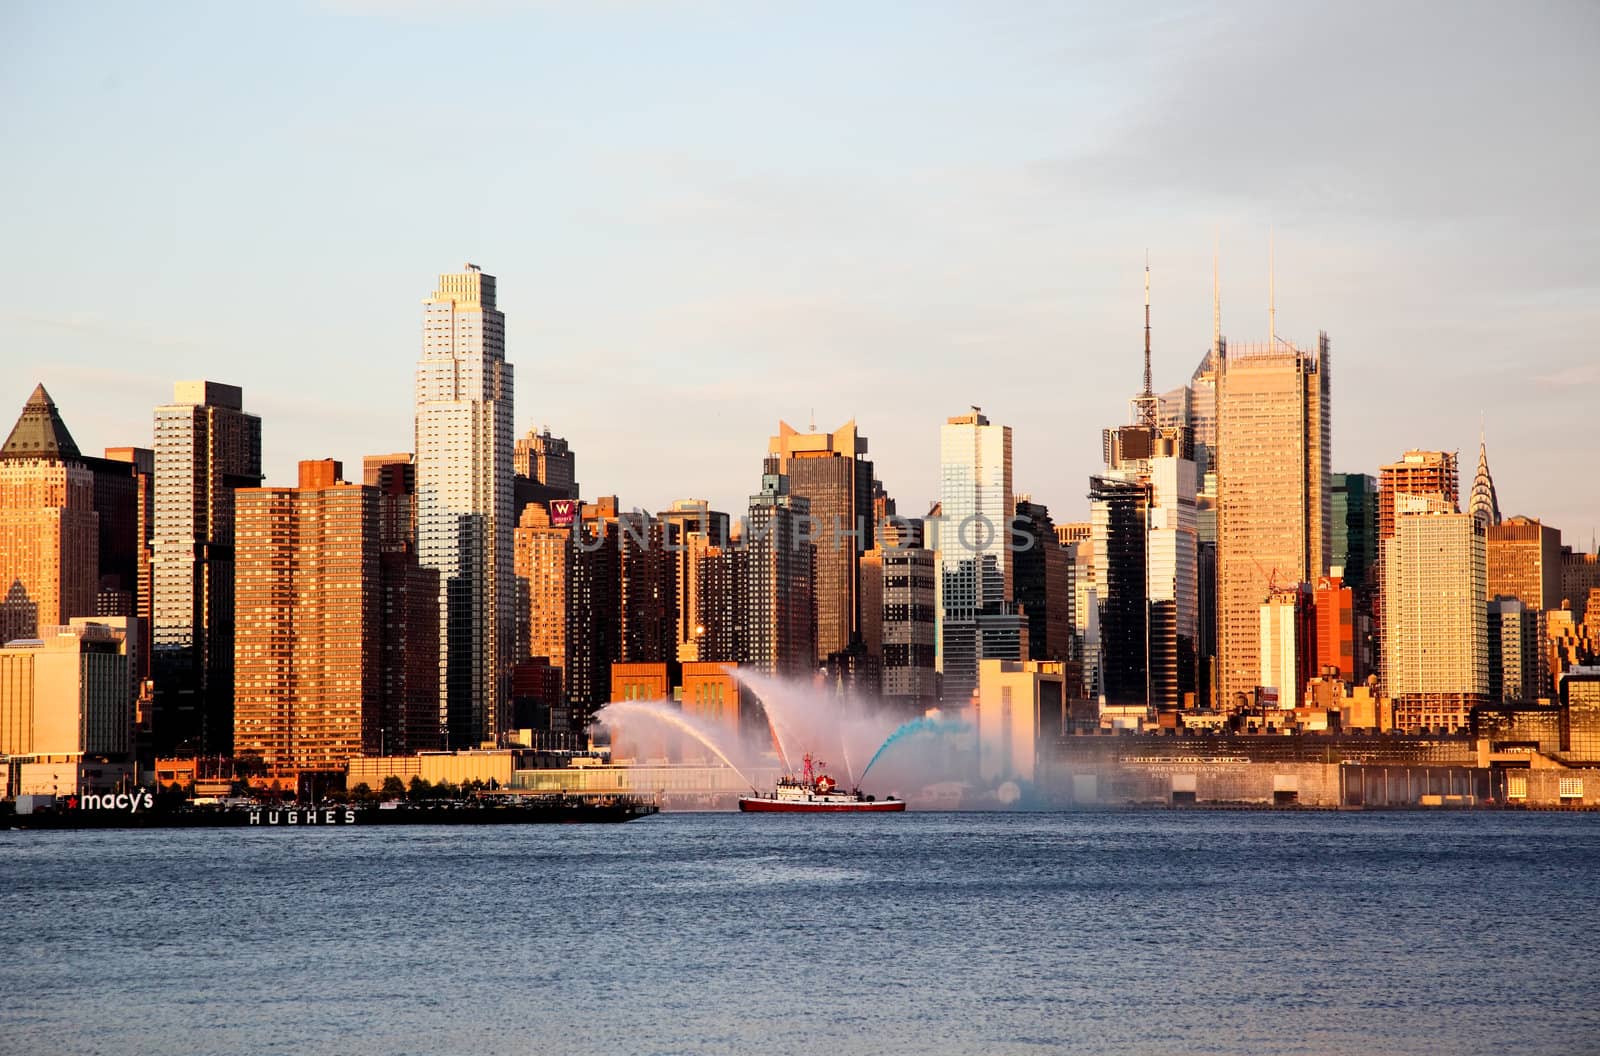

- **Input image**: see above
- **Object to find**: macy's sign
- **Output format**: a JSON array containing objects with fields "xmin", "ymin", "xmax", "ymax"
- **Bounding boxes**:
[{"xmin": 71, "ymin": 790, "xmax": 156, "ymax": 813}]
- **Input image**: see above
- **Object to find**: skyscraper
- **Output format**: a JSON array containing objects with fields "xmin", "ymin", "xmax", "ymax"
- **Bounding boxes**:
[
  {"xmin": 234, "ymin": 461, "xmax": 380, "ymax": 783},
  {"xmin": 1468, "ymin": 428, "xmax": 1501, "ymax": 530},
  {"xmin": 1313, "ymin": 574, "xmax": 1356, "ymax": 683},
  {"xmin": 1486, "ymin": 516, "xmax": 1562, "ymax": 613},
  {"xmin": 1105, "ymin": 268, "xmax": 1200, "ymax": 711},
  {"xmin": 565, "ymin": 498, "xmax": 621, "ymax": 728},
  {"xmin": 766, "ymin": 420, "xmax": 874, "ymax": 662},
  {"xmin": 742, "ymin": 473, "xmax": 815, "ymax": 679},
  {"xmin": 414, "ymin": 265, "xmax": 514, "ymax": 749},
  {"xmin": 1145, "ymin": 445, "xmax": 1199, "ymax": 710},
  {"xmin": 1215, "ymin": 336, "xmax": 1331, "ymax": 709},
  {"xmin": 618, "ymin": 511, "xmax": 677, "ymax": 664},
  {"xmin": 1166, "ymin": 260, "xmax": 1224, "ymax": 703},
  {"xmin": 1383, "ymin": 512, "xmax": 1488, "ymax": 731},
  {"xmin": 1487, "ymin": 596, "xmax": 1538, "ymax": 704},
  {"xmin": 363, "ymin": 453, "xmax": 417, "ymax": 552},
  {"xmin": 102, "ymin": 445, "xmax": 155, "ymax": 675},
  {"xmin": 151, "ymin": 380, "xmax": 262, "ymax": 755},
  {"xmin": 1330, "ymin": 472, "xmax": 1377, "ymax": 680},
  {"xmin": 1331, "ymin": 473, "xmax": 1377, "ymax": 592},
  {"xmin": 1561, "ymin": 546, "xmax": 1600, "ymax": 622},
  {"xmin": 513, "ymin": 427, "xmax": 579, "ymax": 517},
  {"xmin": 937, "ymin": 409, "xmax": 1018, "ymax": 703},
  {"xmin": 513, "ymin": 502, "xmax": 569, "ymax": 670},
  {"xmin": 876, "ymin": 536, "xmax": 938, "ymax": 711},
  {"xmin": 513, "ymin": 427, "xmax": 578, "ymax": 498},
  {"xmin": 1089, "ymin": 475, "xmax": 1148, "ymax": 705},
  {"xmin": 1374, "ymin": 449, "xmax": 1459, "ymax": 689},
  {"xmin": 0, "ymin": 385, "xmax": 98, "ymax": 643},
  {"xmin": 1259, "ymin": 583, "xmax": 1314, "ymax": 709},
  {"xmin": 693, "ymin": 539, "xmax": 743, "ymax": 666},
  {"xmin": 1011, "ymin": 499, "xmax": 1073, "ymax": 663},
  {"xmin": 658, "ymin": 499, "xmax": 731, "ymax": 661},
  {"xmin": 1059, "ymin": 524, "xmax": 1101, "ymax": 701},
  {"xmin": 1378, "ymin": 450, "xmax": 1459, "ymax": 542},
  {"xmin": 364, "ymin": 452, "xmax": 441, "ymax": 754}
]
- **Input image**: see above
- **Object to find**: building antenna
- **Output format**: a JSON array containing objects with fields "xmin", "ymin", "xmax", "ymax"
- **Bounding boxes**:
[
  {"xmin": 1268, "ymin": 227, "xmax": 1277, "ymax": 347},
  {"xmin": 1141, "ymin": 252, "xmax": 1155, "ymax": 426},
  {"xmin": 1212, "ymin": 235, "xmax": 1222, "ymax": 359},
  {"xmin": 809, "ymin": 407, "xmax": 815, "ymax": 433}
]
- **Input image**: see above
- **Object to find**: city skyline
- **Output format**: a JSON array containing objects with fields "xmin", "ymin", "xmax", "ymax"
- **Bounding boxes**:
[
  {"xmin": 2, "ymin": 3, "xmax": 1595, "ymax": 538},
  {"xmin": 6, "ymin": 8, "xmax": 1600, "ymax": 1056}
]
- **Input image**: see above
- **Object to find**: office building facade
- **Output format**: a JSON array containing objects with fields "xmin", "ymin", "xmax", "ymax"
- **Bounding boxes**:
[
  {"xmin": 937, "ymin": 410, "xmax": 1016, "ymax": 703},
  {"xmin": 1215, "ymin": 338, "xmax": 1331, "ymax": 709}
]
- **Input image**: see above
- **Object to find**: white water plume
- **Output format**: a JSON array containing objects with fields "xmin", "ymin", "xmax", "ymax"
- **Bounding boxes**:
[
  {"xmin": 594, "ymin": 700, "xmax": 758, "ymax": 789},
  {"xmin": 729, "ymin": 669, "xmax": 905, "ymax": 789}
]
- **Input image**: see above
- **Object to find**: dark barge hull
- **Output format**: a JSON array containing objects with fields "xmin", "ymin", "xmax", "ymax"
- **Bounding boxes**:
[{"xmin": 4, "ymin": 799, "xmax": 658, "ymax": 830}]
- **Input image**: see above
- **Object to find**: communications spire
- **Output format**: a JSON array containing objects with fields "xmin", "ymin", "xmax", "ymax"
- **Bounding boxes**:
[
  {"xmin": 1134, "ymin": 254, "xmax": 1158, "ymax": 428},
  {"xmin": 1268, "ymin": 228, "xmax": 1277, "ymax": 347},
  {"xmin": 1212, "ymin": 236, "xmax": 1222, "ymax": 359}
]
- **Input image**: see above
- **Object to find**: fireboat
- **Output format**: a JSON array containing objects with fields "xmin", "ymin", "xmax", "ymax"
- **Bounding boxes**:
[{"xmin": 738, "ymin": 754, "xmax": 905, "ymax": 813}]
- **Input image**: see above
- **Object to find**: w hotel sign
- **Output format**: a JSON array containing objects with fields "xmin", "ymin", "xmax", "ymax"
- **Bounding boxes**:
[{"xmin": 549, "ymin": 500, "xmax": 576, "ymax": 528}]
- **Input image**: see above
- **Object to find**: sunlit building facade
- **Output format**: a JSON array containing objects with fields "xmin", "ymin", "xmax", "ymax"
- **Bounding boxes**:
[
  {"xmin": 937, "ymin": 410, "xmax": 1017, "ymax": 703},
  {"xmin": 0, "ymin": 621, "xmax": 133, "ymax": 758},
  {"xmin": 767, "ymin": 420, "xmax": 873, "ymax": 662},
  {"xmin": 1382, "ymin": 512, "xmax": 1488, "ymax": 731},
  {"xmin": 234, "ymin": 461, "xmax": 380, "ymax": 780},
  {"xmin": 513, "ymin": 502, "xmax": 569, "ymax": 673},
  {"xmin": 659, "ymin": 499, "xmax": 730, "ymax": 661},
  {"xmin": 1487, "ymin": 516, "xmax": 1562, "ymax": 613},
  {"xmin": 742, "ymin": 474, "xmax": 815, "ymax": 679},
  {"xmin": 1215, "ymin": 338, "xmax": 1331, "ymax": 710},
  {"xmin": 414, "ymin": 265, "xmax": 514, "ymax": 749},
  {"xmin": 151, "ymin": 380, "xmax": 262, "ymax": 755},
  {"xmin": 0, "ymin": 385, "xmax": 98, "ymax": 644}
]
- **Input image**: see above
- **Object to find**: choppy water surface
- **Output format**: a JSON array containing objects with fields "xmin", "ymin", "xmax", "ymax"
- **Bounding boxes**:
[{"xmin": 4, "ymin": 811, "xmax": 1597, "ymax": 1056}]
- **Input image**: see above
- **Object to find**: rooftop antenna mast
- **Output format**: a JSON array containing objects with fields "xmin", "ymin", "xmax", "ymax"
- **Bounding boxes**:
[
  {"xmin": 1135, "ymin": 253, "xmax": 1158, "ymax": 428},
  {"xmin": 1212, "ymin": 235, "xmax": 1222, "ymax": 359},
  {"xmin": 1268, "ymin": 228, "xmax": 1278, "ymax": 347}
]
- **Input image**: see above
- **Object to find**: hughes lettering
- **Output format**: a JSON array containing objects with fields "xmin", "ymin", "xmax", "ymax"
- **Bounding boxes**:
[{"xmin": 248, "ymin": 809, "xmax": 358, "ymax": 826}]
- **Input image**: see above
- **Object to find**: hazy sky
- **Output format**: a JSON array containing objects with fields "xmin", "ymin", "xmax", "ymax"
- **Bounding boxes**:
[{"xmin": 3, "ymin": 1, "xmax": 1596, "ymax": 541}]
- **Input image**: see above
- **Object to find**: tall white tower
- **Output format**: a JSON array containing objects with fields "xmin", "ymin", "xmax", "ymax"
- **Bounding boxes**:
[
  {"xmin": 414, "ymin": 265, "xmax": 514, "ymax": 748},
  {"xmin": 937, "ymin": 409, "xmax": 1015, "ymax": 704}
]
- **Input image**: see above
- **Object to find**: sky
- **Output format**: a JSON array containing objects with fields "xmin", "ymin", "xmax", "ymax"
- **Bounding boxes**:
[{"xmin": 2, "ymin": 1, "xmax": 1596, "ymax": 542}]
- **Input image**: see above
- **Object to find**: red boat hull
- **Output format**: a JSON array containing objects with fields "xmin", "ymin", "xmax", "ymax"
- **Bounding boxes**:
[{"xmin": 738, "ymin": 797, "xmax": 905, "ymax": 813}]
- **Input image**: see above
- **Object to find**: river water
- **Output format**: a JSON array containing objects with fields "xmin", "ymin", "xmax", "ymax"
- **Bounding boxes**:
[{"xmin": 4, "ymin": 811, "xmax": 1596, "ymax": 1055}]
